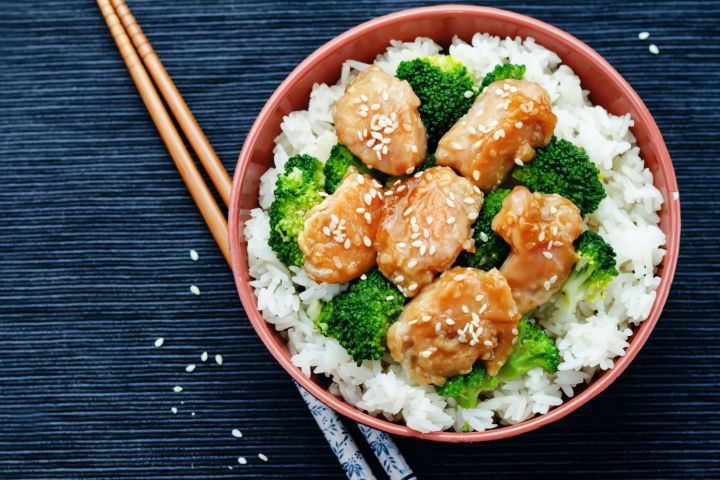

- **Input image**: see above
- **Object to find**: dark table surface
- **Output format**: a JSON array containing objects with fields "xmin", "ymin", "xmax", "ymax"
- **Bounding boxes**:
[{"xmin": 1, "ymin": 0, "xmax": 719, "ymax": 478}]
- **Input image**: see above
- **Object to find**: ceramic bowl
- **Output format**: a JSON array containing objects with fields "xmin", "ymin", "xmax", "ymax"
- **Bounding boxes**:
[{"xmin": 229, "ymin": 5, "xmax": 680, "ymax": 442}]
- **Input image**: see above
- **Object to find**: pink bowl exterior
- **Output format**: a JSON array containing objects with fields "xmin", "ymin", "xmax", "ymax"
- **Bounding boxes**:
[{"xmin": 229, "ymin": 5, "xmax": 680, "ymax": 442}]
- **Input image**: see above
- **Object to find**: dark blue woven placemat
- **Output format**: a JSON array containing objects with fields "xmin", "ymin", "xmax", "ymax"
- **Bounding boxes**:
[{"xmin": 1, "ymin": 0, "xmax": 719, "ymax": 478}]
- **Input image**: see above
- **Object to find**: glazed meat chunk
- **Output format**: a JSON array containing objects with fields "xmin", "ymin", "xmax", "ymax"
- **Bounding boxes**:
[
  {"xmin": 298, "ymin": 169, "xmax": 384, "ymax": 283},
  {"xmin": 492, "ymin": 186, "xmax": 584, "ymax": 314},
  {"xmin": 333, "ymin": 65, "xmax": 427, "ymax": 176},
  {"xmin": 435, "ymin": 79, "xmax": 556, "ymax": 191},
  {"xmin": 376, "ymin": 166, "xmax": 483, "ymax": 297},
  {"xmin": 387, "ymin": 267, "xmax": 521, "ymax": 385}
]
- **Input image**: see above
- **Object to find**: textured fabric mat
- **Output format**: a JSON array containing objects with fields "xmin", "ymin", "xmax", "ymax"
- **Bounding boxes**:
[{"xmin": 0, "ymin": 0, "xmax": 718, "ymax": 478}]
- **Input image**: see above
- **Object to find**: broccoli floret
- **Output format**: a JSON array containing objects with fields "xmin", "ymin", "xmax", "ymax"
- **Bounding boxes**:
[
  {"xmin": 396, "ymin": 55, "xmax": 477, "ymax": 148},
  {"xmin": 512, "ymin": 136, "xmax": 606, "ymax": 216},
  {"xmin": 323, "ymin": 144, "xmax": 386, "ymax": 194},
  {"xmin": 458, "ymin": 188, "xmax": 511, "ymax": 270},
  {"xmin": 436, "ymin": 363, "xmax": 499, "ymax": 409},
  {"xmin": 496, "ymin": 319, "xmax": 560, "ymax": 382},
  {"xmin": 557, "ymin": 230, "xmax": 619, "ymax": 312},
  {"xmin": 479, "ymin": 63, "xmax": 526, "ymax": 91},
  {"xmin": 268, "ymin": 154, "xmax": 324, "ymax": 266},
  {"xmin": 315, "ymin": 269, "xmax": 405, "ymax": 364}
]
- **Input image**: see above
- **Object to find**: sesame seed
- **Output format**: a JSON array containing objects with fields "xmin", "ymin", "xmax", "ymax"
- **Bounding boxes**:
[
  {"xmin": 359, "ymin": 111, "xmax": 368, "ymax": 117},
  {"xmin": 538, "ymin": 231, "xmax": 545, "ymax": 241},
  {"xmin": 455, "ymin": 274, "xmax": 466, "ymax": 281},
  {"xmin": 382, "ymin": 92, "xmax": 389, "ymax": 101},
  {"xmin": 396, "ymin": 184, "xmax": 407, "ymax": 192},
  {"xmin": 549, "ymin": 275, "xmax": 558, "ymax": 285},
  {"xmin": 495, "ymin": 88, "xmax": 504, "ymax": 95},
  {"xmin": 472, "ymin": 170, "xmax": 480, "ymax": 180},
  {"xmin": 479, "ymin": 232, "xmax": 489, "ymax": 242},
  {"xmin": 649, "ymin": 44, "xmax": 659, "ymax": 54},
  {"xmin": 483, "ymin": 340, "xmax": 493, "ymax": 347},
  {"xmin": 464, "ymin": 197, "xmax": 475, "ymax": 205},
  {"xmin": 542, "ymin": 251, "xmax": 553, "ymax": 259},
  {"xmin": 544, "ymin": 280, "xmax": 551, "ymax": 290},
  {"xmin": 405, "ymin": 166, "xmax": 414, "ymax": 175},
  {"xmin": 185, "ymin": 364, "xmax": 196, "ymax": 373},
  {"xmin": 462, "ymin": 305, "xmax": 470, "ymax": 313},
  {"xmin": 451, "ymin": 142, "xmax": 463, "ymax": 151},
  {"xmin": 238, "ymin": 457, "xmax": 247, "ymax": 465},
  {"xmin": 423, "ymin": 228, "xmax": 430, "ymax": 239},
  {"xmin": 258, "ymin": 453, "xmax": 268, "ymax": 462},
  {"xmin": 467, "ymin": 126, "xmax": 477, "ymax": 134},
  {"xmin": 422, "ymin": 315, "xmax": 431, "ymax": 322},
  {"xmin": 360, "ymin": 104, "xmax": 369, "ymax": 112},
  {"xmin": 429, "ymin": 245, "xmax": 437, "ymax": 255},
  {"xmin": 356, "ymin": 174, "xmax": 365, "ymax": 185},
  {"xmin": 419, "ymin": 244, "xmax": 427, "ymax": 255},
  {"xmin": 471, "ymin": 312, "xmax": 480, "ymax": 322},
  {"xmin": 360, "ymin": 94, "xmax": 368, "ymax": 101},
  {"xmin": 478, "ymin": 304, "xmax": 488, "ymax": 314},
  {"xmin": 446, "ymin": 318, "xmax": 456, "ymax": 325},
  {"xmin": 171, "ymin": 407, "xmax": 178, "ymax": 414},
  {"xmin": 363, "ymin": 236, "xmax": 372, "ymax": 247},
  {"xmin": 201, "ymin": 351, "xmax": 208, "ymax": 362},
  {"xmin": 396, "ymin": 242, "xmax": 407, "ymax": 248},
  {"xmin": 154, "ymin": 337, "xmax": 164, "ymax": 348},
  {"xmin": 639, "ymin": 31, "xmax": 650, "ymax": 40},
  {"xmin": 403, "ymin": 207, "xmax": 414, "ymax": 217},
  {"xmin": 173, "ymin": 386, "xmax": 183, "ymax": 393},
  {"xmin": 550, "ymin": 206, "xmax": 558, "ymax": 214},
  {"xmin": 364, "ymin": 212, "xmax": 372, "ymax": 224},
  {"xmin": 343, "ymin": 239, "xmax": 351, "ymax": 249},
  {"xmin": 515, "ymin": 121, "xmax": 523, "ymax": 129},
  {"xmin": 361, "ymin": 274, "xmax": 367, "ymax": 280},
  {"xmin": 420, "ymin": 350, "xmax": 433, "ymax": 358},
  {"xmin": 426, "ymin": 216, "xmax": 433, "ymax": 225},
  {"xmin": 463, "ymin": 90, "xmax": 474, "ymax": 98},
  {"xmin": 190, "ymin": 285, "xmax": 200, "ymax": 296},
  {"xmin": 411, "ymin": 145, "xmax": 418, "ymax": 153},
  {"xmin": 394, "ymin": 275, "xmax": 405, "ymax": 282},
  {"xmin": 553, "ymin": 241, "xmax": 564, "ymax": 247},
  {"xmin": 322, "ymin": 226, "xmax": 331, "ymax": 236},
  {"xmin": 493, "ymin": 129, "xmax": 506, "ymax": 140},
  {"xmin": 408, "ymin": 282, "xmax": 418, "ymax": 291},
  {"xmin": 371, "ymin": 103, "xmax": 380, "ymax": 111},
  {"xmin": 215, "ymin": 354, "xmax": 223, "ymax": 365},
  {"xmin": 385, "ymin": 295, "xmax": 395, "ymax": 301},
  {"xmin": 475, "ymin": 294, "xmax": 484, "ymax": 301},
  {"xmin": 408, "ymin": 319, "xmax": 418, "ymax": 325},
  {"xmin": 552, "ymin": 226, "xmax": 558, "ymax": 236},
  {"xmin": 446, "ymin": 199, "xmax": 455, "ymax": 208},
  {"xmin": 189, "ymin": 249, "xmax": 199, "ymax": 261},
  {"xmin": 411, "ymin": 240, "xmax": 423, "ymax": 248},
  {"xmin": 353, "ymin": 97, "xmax": 361, "ymax": 104},
  {"xmin": 232, "ymin": 429, "xmax": 243, "ymax": 438},
  {"xmin": 407, "ymin": 259, "xmax": 418, "ymax": 269},
  {"xmin": 447, "ymin": 216, "xmax": 456, "ymax": 225}
]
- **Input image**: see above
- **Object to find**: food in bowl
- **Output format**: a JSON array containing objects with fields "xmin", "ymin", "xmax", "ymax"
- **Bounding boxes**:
[{"xmin": 244, "ymin": 33, "xmax": 666, "ymax": 433}]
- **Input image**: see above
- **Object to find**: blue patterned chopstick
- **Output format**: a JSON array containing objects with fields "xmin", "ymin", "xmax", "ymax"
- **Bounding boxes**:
[
  {"xmin": 357, "ymin": 424, "xmax": 416, "ymax": 480},
  {"xmin": 295, "ymin": 382, "xmax": 415, "ymax": 480},
  {"xmin": 296, "ymin": 383, "xmax": 377, "ymax": 480}
]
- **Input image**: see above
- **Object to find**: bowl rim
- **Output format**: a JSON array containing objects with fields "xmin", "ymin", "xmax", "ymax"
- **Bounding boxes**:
[{"xmin": 229, "ymin": 4, "xmax": 680, "ymax": 442}]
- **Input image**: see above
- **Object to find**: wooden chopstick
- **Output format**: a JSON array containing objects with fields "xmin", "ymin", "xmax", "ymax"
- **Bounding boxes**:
[
  {"xmin": 109, "ymin": 0, "xmax": 232, "ymax": 207},
  {"xmin": 97, "ymin": 0, "xmax": 230, "ymax": 264}
]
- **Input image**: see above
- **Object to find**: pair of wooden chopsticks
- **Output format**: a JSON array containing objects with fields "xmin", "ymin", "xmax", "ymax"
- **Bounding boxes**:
[{"xmin": 97, "ymin": 2, "xmax": 414, "ymax": 479}]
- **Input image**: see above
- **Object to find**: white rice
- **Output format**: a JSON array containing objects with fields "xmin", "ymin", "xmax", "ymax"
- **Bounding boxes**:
[{"xmin": 244, "ymin": 33, "xmax": 666, "ymax": 433}]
